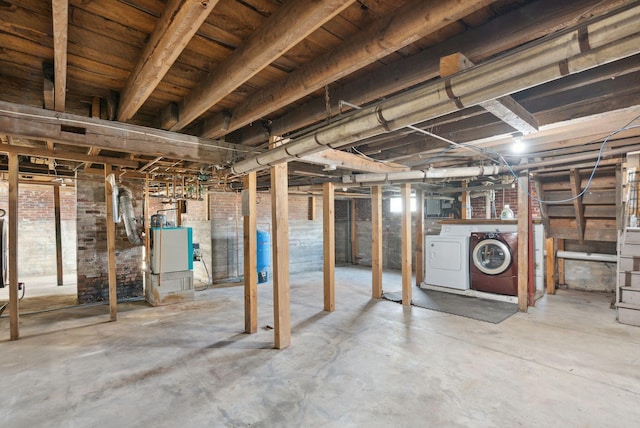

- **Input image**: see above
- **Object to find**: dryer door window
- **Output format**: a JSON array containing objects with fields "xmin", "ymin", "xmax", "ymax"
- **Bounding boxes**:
[{"xmin": 472, "ymin": 239, "xmax": 512, "ymax": 275}]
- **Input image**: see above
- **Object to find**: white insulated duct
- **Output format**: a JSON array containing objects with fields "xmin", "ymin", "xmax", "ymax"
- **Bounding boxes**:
[
  {"xmin": 229, "ymin": 4, "xmax": 640, "ymax": 175},
  {"xmin": 342, "ymin": 165, "xmax": 503, "ymax": 184},
  {"xmin": 556, "ymin": 250, "xmax": 617, "ymax": 263}
]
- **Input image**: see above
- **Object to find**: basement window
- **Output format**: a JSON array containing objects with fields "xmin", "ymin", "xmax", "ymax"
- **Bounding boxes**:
[{"xmin": 389, "ymin": 197, "xmax": 416, "ymax": 213}]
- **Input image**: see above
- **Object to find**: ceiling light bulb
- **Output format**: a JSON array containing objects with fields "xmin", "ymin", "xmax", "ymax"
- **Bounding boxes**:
[{"xmin": 512, "ymin": 137, "xmax": 526, "ymax": 153}]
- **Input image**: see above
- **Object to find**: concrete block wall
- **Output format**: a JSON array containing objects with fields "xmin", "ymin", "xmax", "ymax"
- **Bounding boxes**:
[
  {"xmin": 0, "ymin": 183, "xmax": 77, "ymax": 278},
  {"xmin": 210, "ymin": 191, "xmax": 323, "ymax": 281},
  {"xmin": 76, "ymin": 172, "xmax": 143, "ymax": 303}
]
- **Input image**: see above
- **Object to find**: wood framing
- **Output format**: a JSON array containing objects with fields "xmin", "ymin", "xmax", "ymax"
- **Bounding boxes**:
[
  {"xmin": 545, "ymin": 237, "xmax": 556, "ymax": 295},
  {"xmin": 119, "ymin": 0, "xmax": 217, "ymax": 121},
  {"xmin": 54, "ymin": 185, "xmax": 63, "ymax": 286},
  {"xmin": 0, "ymin": 101, "xmax": 238, "ymax": 164},
  {"xmin": 144, "ymin": 174, "xmax": 151, "ymax": 286},
  {"xmin": 371, "ymin": 185, "xmax": 383, "ymax": 298},
  {"xmin": 177, "ymin": 0, "xmax": 354, "ymax": 132},
  {"xmin": 270, "ymin": 139, "xmax": 291, "ymax": 349},
  {"xmin": 557, "ymin": 239, "xmax": 566, "ymax": 286},
  {"xmin": 517, "ymin": 173, "xmax": 529, "ymax": 312},
  {"xmin": 415, "ymin": 189, "xmax": 424, "ymax": 286},
  {"xmin": 350, "ymin": 199, "xmax": 358, "ymax": 264},
  {"xmin": 202, "ymin": 0, "xmax": 492, "ymax": 138},
  {"xmin": 300, "ymin": 149, "xmax": 409, "ymax": 173},
  {"xmin": 569, "ymin": 169, "xmax": 586, "ymax": 242},
  {"xmin": 323, "ymin": 182, "xmax": 335, "ymax": 312},
  {"xmin": 243, "ymin": 172, "xmax": 258, "ymax": 334},
  {"xmin": 401, "ymin": 183, "xmax": 412, "ymax": 306},
  {"xmin": 308, "ymin": 196, "xmax": 316, "ymax": 221},
  {"xmin": 8, "ymin": 153, "xmax": 19, "ymax": 340},
  {"xmin": 52, "ymin": 0, "xmax": 68, "ymax": 113},
  {"xmin": 105, "ymin": 165, "xmax": 117, "ymax": 322},
  {"xmin": 0, "ymin": 143, "xmax": 138, "ymax": 168}
]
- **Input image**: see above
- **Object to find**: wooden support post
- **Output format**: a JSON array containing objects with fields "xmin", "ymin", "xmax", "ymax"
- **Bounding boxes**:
[
  {"xmin": 371, "ymin": 186, "xmax": 383, "ymax": 298},
  {"xmin": 517, "ymin": 173, "xmax": 529, "ymax": 312},
  {"xmin": 270, "ymin": 139, "xmax": 291, "ymax": 349},
  {"xmin": 350, "ymin": 199, "xmax": 358, "ymax": 264},
  {"xmin": 104, "ymin": 164, "xmax": 117, "ymax": 321},
  {"xmin": 461, "ymin": 181, "xmax": 470, "ymax": 219},
  {"xmin": 401, "ymin": 183, "xmax": 412, "ymax": 306},
  {"xmin": 308, "ymin": 196, "xmax": 316, "ymax": 221},
  {"xmin": 53, "ymin": 185, "xmax": 63, "ymax": 286},
  {"xmin": 557, "ymin": 239, "xmax": 565, "ymax": 286},
  {"xmin": 144, "ymin": 174, "xmax": 151, "ymax": 274},
  {"xmin": 323, "ymin": 182, "xmax": 335, "ymax": 312},
  {"xmin": 415, "ymin": 189, "xmax": 424, "ymax": 286},
  {"xmin": 545, "ymin": 237, "xmax": 556, "ymax": 295},
  {"xmin": 8, "ymin": 153, "xmax": 19, "ymax": 340},
  {"xmin": 243, "ymin": 172, "xmax": 258, "ymax": 334}
]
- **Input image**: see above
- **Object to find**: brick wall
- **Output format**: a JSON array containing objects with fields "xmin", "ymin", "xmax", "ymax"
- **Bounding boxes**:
[
  {"xmin": 469, "ymin": 185, "xmax": 541, "ymax": 219},
  {"xmin": 76, "ymin": 172, "xmax": 143, "ymax": 303},
  {"xmin": 0, "ymin": 182, "xmax": 77, "ymax": 277}
]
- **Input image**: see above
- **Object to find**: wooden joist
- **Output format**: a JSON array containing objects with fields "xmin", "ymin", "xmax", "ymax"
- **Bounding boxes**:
[
  {"xmin": 52, "ymin": 0, "xmax": 68, "ymax": 113},
  {"xmin": 201, "ymin": 0, "xmax": 492, "ymax": 138},
  {"xmin": 234, "ymin": 0, "xmax": 604, "ymax": 145},
  {"xmin": 300, "ymin": 149, "xmax": 408, "ymax": 173},
  {"xmin": 118, "ymin": 0, "xmax": 217, "ymax": 121},
  {"xmin": 175, "ymin": 0, "xmax": 353, "ymax": 131}
]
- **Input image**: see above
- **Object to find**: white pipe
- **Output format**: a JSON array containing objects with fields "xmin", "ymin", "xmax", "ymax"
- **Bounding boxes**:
[
  {"xmin": 229, "ymin": 4, "xmax": 640, "ymax": 175},
  {"xmin": 556, "ymin": 250, "xmax": 616, "ymax": 263},
  {"xmin": 343, "ymin": 165, "xmax": 503, "ymax": 184}
]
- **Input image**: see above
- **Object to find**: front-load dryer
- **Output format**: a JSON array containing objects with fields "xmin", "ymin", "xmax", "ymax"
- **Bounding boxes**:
[{"xmin": 469, "ymin": 232, "xmax": 518, "ymax": 296}]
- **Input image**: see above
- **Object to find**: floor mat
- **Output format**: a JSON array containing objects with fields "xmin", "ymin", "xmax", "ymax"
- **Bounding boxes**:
[{"xmin": 382, "ymin": 286, "xmax": 518, "ymax": 324}]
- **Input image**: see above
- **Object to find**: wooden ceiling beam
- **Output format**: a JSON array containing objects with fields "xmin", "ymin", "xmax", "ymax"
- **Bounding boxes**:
[
  {"xmin": 200, "ymin": 0, "xmax": 493, "ymax": 139},
  {"xmin": 0, "ymin": 101, "xmax": 241, "ymax": 164},
  {"xmin": 171, "ymin": 0, "xmax": 354, "ymax": 131},
  {"xmin": 118, "ymin": 0, "xmax": 218, "ymax": 122},
  {"xmin": 300, "ymin": 149, "xmax": 408, "ymax": 173},
  {"xmin": 51, "ymin": 0, "xmax": 68, "ymax": 113},
  {"xmin": 0, "ymin": 143, "xmax": 138, "ymax": 168},
  {"xmin": 230, "ymin": 0, "xmax": 615, "ymax": 146}
]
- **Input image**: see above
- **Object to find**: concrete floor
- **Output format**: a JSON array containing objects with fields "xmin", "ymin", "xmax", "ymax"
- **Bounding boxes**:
[{"xmin": 1, "ymin": 266, "xmax": 640, "ymax": 427}]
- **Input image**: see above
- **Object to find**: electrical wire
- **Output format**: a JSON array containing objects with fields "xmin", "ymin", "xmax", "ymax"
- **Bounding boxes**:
[
  {"xmin": 195, "ymin": 258, "xmax": 212, "ymax": 292},
  {"xmin": 497, "ymin": 119, "xmax": 640, "ymax": 205}
]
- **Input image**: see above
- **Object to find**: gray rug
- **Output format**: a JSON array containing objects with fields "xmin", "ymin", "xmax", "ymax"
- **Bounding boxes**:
[{"xmin": 382, "ymin": 286, "xmax": 518, "ymax": 324}]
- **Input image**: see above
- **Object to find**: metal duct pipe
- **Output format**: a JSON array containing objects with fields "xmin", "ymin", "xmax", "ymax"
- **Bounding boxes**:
[
  {"xmin": 118, "ymin": 187, "xmax": 143, "ymax": 246},
  {"xmin": 342, "ymin": 165, "xmax": 503, "ymax": 184},
  {"xmin": 229, "ymin": 4, "xmax": 640, "ymax": 175},
  {"xmin": 556, "ymin": 250, "xmax": 616, "ymax": 263}
]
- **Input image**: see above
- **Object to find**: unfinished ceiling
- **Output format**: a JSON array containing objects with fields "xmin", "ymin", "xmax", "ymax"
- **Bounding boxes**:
[{"xmin": 0, "ymin": 0, "xmax": 639, "ymax": 191}]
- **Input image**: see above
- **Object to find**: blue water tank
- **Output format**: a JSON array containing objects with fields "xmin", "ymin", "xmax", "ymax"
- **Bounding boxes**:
[{"xmin": 257, "ymin": 230, "xmax": 270, "ymax": 283}]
